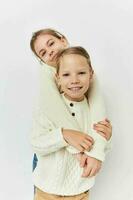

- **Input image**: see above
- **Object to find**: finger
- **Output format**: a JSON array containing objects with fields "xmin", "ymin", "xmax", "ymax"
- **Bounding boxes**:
[
  {"xmin": 85, "ymin": 135, "xmax": 94, "ymax": 144},
  {"xmin": 100, "ymin": 118, "xmax": 111, "ymax": 123},
  {"xmin": 81, "ymin": 142, "xmax": 92, "ymax": 151},
  {"xmin": 82, "ymin": 163, "xmax": 92, "ymax": 177},
  {"xmin": 95, "ymin": 131, "xmax": 106, "ymax": 139},
  {"xmin": 96, "ymin": 166, "xmax": 101, "ymax": 174},
  {"xmin": 100, "ymin": 118, "xmax": 111, "ymax": 124},
  {"xmin": 94, "ymin": 125, "xmax": 108, "ymax": 134},
  {"xmin": 99, "ymin": 121, "xmax": 111, "ymax": 128},
  {"xmin": 84, "ymin": 139, "xmax": 93, "ymax": 149},
  {"xmin": 80, "ymin": 155, "xmax": 87, "ymax": 168},
  {"xmin": 105, "ymin": 118, "xmax": 110, "ymax": 123},
  {"xmin": 80, "ymin": 143, "xmax": 89, "ymax": 151},
  {"xmin": 85, "ymin": 168, "xmax": 92, "ymax": 177},
  {"xmin": 82, "ymin": 166, "xmax": 91, "ymax": 177},
  {"xmin": 93, "ymin": 124, "xmax": 112, "ymax": 140},
  {"xmin": 94, "ymin": 164, "xmax": 102, "ymax": 175},
  {"xmin": 77, "ymin": 145, "xmax": 85, "ymax": 152},
  {"xmin": 94, "ymin": 121, "xmax": 110, "ymax": 128},
  {"xmin": 89, "ymin": 168, "xmax": 96, "ymax": 177}
]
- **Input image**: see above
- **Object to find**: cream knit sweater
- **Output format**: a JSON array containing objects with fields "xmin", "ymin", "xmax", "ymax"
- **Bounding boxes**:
[{"xmin": 30, "ymin": 64, "xmax": 111, "ymax": 196}]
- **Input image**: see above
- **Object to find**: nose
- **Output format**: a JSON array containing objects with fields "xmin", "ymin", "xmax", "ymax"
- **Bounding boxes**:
[
  {"xmin": 47, "ymin": 49, "xmax": 54, "ymax": 59},
  {"xmin": 49, "ymin": 50, "xmax": 54, "ymax": 57},
  {"xmin": 71, "ymin": 75, "xmax": 79, "ymax": 84}
]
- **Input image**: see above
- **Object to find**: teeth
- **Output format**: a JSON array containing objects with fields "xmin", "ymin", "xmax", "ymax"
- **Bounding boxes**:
[{"xmin": 69, "ymin": 87, "xmax": 82, "ymax": 91}]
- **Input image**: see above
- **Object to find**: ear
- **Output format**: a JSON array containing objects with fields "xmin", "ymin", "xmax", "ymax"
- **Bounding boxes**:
[
  {"xmin": 89, "ymin": 69, "xmax": 94, "ymax": 82},
  {"xmin": 55, "ymin": 73, "xmax": 58, "ymax": 79},
  {"xmin": 55, "ymin": 73, "xmax": 63, "ymax": 93},
  {"xmin": 60, "ymin": 37, "xmax": 69, "ymax": 47},
  {"xmin": 55, "ymin": 73, "xmax": 61, "ymax": 86}
]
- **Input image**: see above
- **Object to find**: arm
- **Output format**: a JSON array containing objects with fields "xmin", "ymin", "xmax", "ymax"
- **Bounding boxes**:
[
  {"xmin": 37, "ymin": 64, "xmax": 81, "ymax": 130},
  {"xmin": 66, "ymin": 129, "xmax": 107, "ymax": 162},
  {"xmin": 62, "ymin": 129, "xmax": 94, "ymax": 152},
  {"xmin": 65, "ymin": 119, "xmax": 112, "ymax": 158},
  {"xmin": 76, "ymin": 153, "xmax": 102, "ymax": 177},
  {"xmin": 93, "ymin": 118, "xmax": 112, "ymax": 140},
  {"xmin": 93, "ymin": 118, "xmax": 112, "ymax": 154},
  {"xmin": 38, "ymin": 65, "xmax": 111, "ymax": 157},
  {"xmin": 84, "ymin": 74, "xmax": 112, "ymax": 160},
  {"xmin": 30, "ymin": 109, "xmax": 68, "ymax": 156},
  {"xmin": 84, "ymin": 131, "xmax": 107, "ymax": 161},
  {"xmin": 30, "ymin": 109, "xmax": 93, "ymax": 156},
  {"xmin": 39, "ymin": 64, "xmax": 95, "ymax": 152},
  {"xmin": 88, "ymin": 74, "xmax": 112, "ymax": 153}
]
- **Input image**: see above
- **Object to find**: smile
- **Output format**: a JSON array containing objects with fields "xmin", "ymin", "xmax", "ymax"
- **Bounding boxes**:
[
  {"xmin": 68, "ymin": 87, "xmax": 83, "ymax": 91},
  {"xmin": 51, "ymin": 53, "xmax": 58, "ymax": 61}
]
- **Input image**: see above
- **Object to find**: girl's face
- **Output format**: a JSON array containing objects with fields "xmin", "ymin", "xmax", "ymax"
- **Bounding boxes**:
[
  {"xmin": 34, "ymin": 34, "xmax": 68, "ymax": 67},
  {"xmin": 57, "ymin": 54, "xmax": 93, "ymax": 102}
]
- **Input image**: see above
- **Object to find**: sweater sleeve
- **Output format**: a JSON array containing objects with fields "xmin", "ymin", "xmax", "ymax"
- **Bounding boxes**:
[
  {"xmin": 30, "ymin": 109, "xmax": 68, "ymax": 156},
  {"xmin": 84, "ymin": 131, "xmax": 107, "ymax": 161},
  {"xmin": 66, "ymin": 132, "xmax": 108, "ymax": 162},
  {"xmin": 37, "ymin": 64, "xmax": 80, "ymax": 131},
  {"xmin": 84, "ymin": 135, "xmax": 112, "ymax": 161},
  {"xmin": 66, "ymin": 74, "xmax": 111, "ymax": 161},
  {"xmin": 65, "ymin": 133, "xmax": 111, "ymax": 162},
  {"xmin": 85, "ymin": 74, "xmax": 111, "ymax": 161},
  {"xmin": 104, "ymin": 137, "xmax": 112, "ymax": 154}
]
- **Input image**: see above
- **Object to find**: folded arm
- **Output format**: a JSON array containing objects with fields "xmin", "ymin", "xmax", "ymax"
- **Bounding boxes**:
[{"xmin": 30, "ymin": 110, "xmax": 68, "ymax": 156}]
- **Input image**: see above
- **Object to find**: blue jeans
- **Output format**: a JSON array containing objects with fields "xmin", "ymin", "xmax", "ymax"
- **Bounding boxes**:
[
  {"xmin": 33, "ymin": 154, "xmax": 38, "ymax": 194},
  {"xmin": 32, "ymin": 153, "xmax": 38, "ymax": 171}
]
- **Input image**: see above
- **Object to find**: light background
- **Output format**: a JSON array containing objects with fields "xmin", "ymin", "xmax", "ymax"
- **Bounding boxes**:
[{"xmin": 0, "ymin": 0, "xmax": 133, "ymax": 200}]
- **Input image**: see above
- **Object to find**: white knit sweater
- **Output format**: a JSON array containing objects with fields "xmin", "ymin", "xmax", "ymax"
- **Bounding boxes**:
[
  {"xmin": 31, "ymin": 95, "xmax": 109, "ymax": 196},
  {"xmin": 30, "ymin": 63, "xmax": 111, "ymax": 195}
]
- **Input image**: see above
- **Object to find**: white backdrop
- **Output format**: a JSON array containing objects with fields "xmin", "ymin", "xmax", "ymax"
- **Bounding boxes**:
[{"xmin": 0, "ymin": 0, "xmax": 133, "ymax": 200}]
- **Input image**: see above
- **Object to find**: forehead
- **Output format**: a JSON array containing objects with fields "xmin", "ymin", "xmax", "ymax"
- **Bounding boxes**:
[
  {"xmin": 60, "ymin": 54, "xmax": 89, "ymax": 69},
  {"xmin": 34, "ymin": 34, "xmax": 59, "ymax": 51},
  {"xmin": 37, "ymin": 34, "xmax": 58, "ymax": 42}
]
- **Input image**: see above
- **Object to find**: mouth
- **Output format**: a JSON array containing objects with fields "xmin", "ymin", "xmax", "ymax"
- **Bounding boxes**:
[
  {"xmin": 68, "ymin": 87, "xmax": 83, "ymax": 91},
  {"xmin": 51, "ymin": 53, "xmax": 58, "ymax": 61}
]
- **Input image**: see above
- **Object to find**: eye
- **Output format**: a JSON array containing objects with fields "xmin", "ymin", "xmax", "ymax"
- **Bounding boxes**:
[
  {"xmin": 78, "ymin": 71, "xmax": 86, "ymax": 75},
  {"xmin": 41, "ymin": 51, "xmax": 46, "ymax": 57},
  {"xmin": 62, "ymin": 73, "xmax": 69, "ymax": 77},
  {"xmin": 49, "ymin": 41, "xmax": 54, "ymax": 46}
]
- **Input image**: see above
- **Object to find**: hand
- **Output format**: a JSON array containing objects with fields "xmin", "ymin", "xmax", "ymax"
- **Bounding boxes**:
[
  {"xmin": 75, "ymin": 153, "xmax": 102, "ymax": 177},
  {"xmin": 75, "ymin": 152, "xmax": 88, "ymax": 167},
  {"xmin": 93, "ymin": 118, "xmax": 112, "ymax": 140},
  {"xmin": 62, "ymin": 129, "xmax": 94, "ymax": 152},
  {"xmin": 82, "ymin": 156, "xmax": 102, "ymax": 177}
]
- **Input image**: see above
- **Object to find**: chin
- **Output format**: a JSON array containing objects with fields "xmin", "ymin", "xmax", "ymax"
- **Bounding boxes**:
[{"xmin": 69, "ymin": 95, "xmax": 84, "ymax": 101}]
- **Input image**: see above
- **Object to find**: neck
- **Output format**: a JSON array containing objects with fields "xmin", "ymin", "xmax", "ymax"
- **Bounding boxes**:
[{"xmin": 64, "ymin": 93, "xmax": 85, "ymax": 102}]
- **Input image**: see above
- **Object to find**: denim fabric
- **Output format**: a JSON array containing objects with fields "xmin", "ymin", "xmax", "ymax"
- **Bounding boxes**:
[
  {"xmin": 33, "ymin": 154, "xmax": 38, "ymax": 171},
  {"xmin": 33, "ymin": 154, "xmax": 38, "ymax": 194}
]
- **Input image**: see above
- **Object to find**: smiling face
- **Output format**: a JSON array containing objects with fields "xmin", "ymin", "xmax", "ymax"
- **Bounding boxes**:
[
  {"xmin": 57, "ymin": 54, "xmax": 93, "ymax": 102},
  {"xmin": 34, "ymin": 34, "xmax": 68, "ymax": 67}
]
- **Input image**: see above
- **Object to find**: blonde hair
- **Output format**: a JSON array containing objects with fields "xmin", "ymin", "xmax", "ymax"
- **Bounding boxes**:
[
  {"xmin": 30, "ymin": 28, "xmax": 68, "ymax": 61},
  {"xmin": 56, "ymin": 46, "xmax": 94, "ymax": 74}
]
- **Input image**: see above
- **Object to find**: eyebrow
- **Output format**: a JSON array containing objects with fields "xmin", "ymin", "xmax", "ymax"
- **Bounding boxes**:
[
  {"xmin": 38, "ymin": 39, "xmax": 53, "ymax": 55},
  {"xmin": 62, "ymin": 68, "xmax": 88, "ymax": 72}
]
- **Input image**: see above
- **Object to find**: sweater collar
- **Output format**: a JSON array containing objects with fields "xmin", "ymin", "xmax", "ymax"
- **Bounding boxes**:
[{"xmin": 61, "ymin": 93, "xmax": 88, "ymax": 109}]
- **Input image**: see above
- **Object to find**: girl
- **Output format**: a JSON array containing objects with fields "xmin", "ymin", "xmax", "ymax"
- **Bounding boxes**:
[{"xmin": 30, "ymin": 29, "xmax": 112, "ymax": 172}]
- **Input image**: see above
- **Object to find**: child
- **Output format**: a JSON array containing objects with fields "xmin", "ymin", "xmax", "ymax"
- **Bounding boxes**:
[
  {"xmin": 31, "ymin": 46, "xmax": 110, "ymax": 200},
  {"xmin": 30, "ymin": 29, "xmax": 112, "ymax": 172}
]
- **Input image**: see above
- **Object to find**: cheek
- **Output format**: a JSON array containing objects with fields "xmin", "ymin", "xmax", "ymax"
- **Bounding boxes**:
[
  {"xmin": 83, "ymin": 78, "xmax": 91, "ymax": 88},
  {"xmin": 58, "ymin": 42, "xmax": 66, "ymax": 49},
  {"xmin": 59, "ymin": 79, "xmax": 67, "ymax": 87}
]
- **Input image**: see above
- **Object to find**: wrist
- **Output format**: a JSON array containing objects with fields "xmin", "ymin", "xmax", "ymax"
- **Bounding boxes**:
[{"xmin": 62, "ymin": 128, "xmax": 69, "ymax": 143}]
